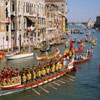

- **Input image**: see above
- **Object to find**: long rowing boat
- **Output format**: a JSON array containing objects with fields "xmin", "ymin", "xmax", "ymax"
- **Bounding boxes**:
[
  {"xmin": 0, "ymin": 57, "xmax": 75, "ymax": 96},
  {"xmin": 36, "ymin": 49, "xmax": 60, "ymax": 60}
]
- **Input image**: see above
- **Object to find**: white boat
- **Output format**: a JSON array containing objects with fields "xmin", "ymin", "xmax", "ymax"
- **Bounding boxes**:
[{"xmin": 6, "ymin": 52, "xmax": 34, "ymax": 60}]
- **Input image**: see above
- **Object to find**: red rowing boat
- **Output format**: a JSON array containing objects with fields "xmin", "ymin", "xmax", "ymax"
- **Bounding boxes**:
[
  {"xmin": 74, "ymin": 54, "xmax": 92, "ymax": 64},
  {"xmin": 75, "ymin": 45, "xmax": 85, "ymax": 53}
]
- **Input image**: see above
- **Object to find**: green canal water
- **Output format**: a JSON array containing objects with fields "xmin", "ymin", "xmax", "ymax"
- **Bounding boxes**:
[{"xmin": 0, "ymin": 25, "xmax": 100, "ymax": 100}]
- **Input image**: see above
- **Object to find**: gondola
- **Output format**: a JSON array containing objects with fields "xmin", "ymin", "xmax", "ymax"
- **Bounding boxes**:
[{"xmin": 40, "ymin": 45, "xmax": 51, "ymax": 52}]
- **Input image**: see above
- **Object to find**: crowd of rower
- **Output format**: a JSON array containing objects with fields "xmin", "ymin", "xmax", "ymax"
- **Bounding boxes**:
[
  {"xmin": 20, "ymin": 60, "xmax": 63, "ymax": 84},
  {"xmin": 0, "ymin": 60, "xmax": 64, "ymax": 85},
  {"xmin": 74, "ymin": 48, "xmax": 93, "ymax": 61}
]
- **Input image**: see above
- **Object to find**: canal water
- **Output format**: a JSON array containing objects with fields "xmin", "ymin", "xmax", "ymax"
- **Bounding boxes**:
[{"xmin": 0, "ymin": 25, "xmax": 100, "ymax": 100}]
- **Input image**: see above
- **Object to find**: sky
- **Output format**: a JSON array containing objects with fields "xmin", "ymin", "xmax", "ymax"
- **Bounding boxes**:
[{"xmin": 66, "ymin": 0, "xmax": 100, "ymax": 22}]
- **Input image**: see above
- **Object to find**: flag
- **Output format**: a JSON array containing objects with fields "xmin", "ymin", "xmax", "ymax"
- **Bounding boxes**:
[
  {"xmin": 35, "ymin": 24, "xmax": 39, "ymax": 29},
  {"xmin": 98, "ymin": 65, "xmax": 100, "ymax": 69},
  {"xmin": 69, "ymin": 38, "xmax": 73, "ymax": 52},
  {"xmin": 8, "ymin": 17, "xmax": 10, "ymax": 23},
  {"xmin": 29, "ymin": 28, "xmax": 32, "ymax": 32}
]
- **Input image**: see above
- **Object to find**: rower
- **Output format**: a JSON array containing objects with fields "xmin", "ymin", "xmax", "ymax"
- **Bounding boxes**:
[
  {"xmin": 26, "ymin": 71, "xmax": 32, "ymax": 83},
  {"xmin": 58, "ymin": 62, "xmax": 62, "ymax": 71},
  {"xmin": 22, "ymin": 73, "xmax": 26, "ymax": 84},
  {"xmin": 41, "ymin": 67, "xmax": 46, "ymax": 77},
  {"xmin": 32, "ymin": 70, "xmax": 36, "ymax": 81},
  {"xmin": 51, "ymin": 63, "xmax": 55, "ymax": 74},
  {"xmin": 36, "ymin": 69, "xmax": 41, "ymax": 79},
  {"xmin": 55, "ymin": 64, "xmax": 59, "ymax": 72},
  {"xmin": 46, "ymin": 66, "xmax": 50, "ymax": 75}
]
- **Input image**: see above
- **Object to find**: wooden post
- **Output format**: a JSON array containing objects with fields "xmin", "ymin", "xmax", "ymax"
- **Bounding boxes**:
[
  {"xmin": 11, "ymin": 38, "xmax": 13, "ymax": 52},
  {"xmin": 3, "ymin": 37, "xmax": 4, "ymax": 50},
  {"xmin": 7, "ymin": 39, "xmax": 9, "ymax": 53},
  {"xmin": 28, "ymin": 38, "xmax": 31, "ymax": 53}
]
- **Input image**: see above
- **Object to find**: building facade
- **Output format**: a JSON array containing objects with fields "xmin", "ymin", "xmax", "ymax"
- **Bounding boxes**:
[
  {"xmin": 0, "ymin": 0, "xmax": 46, "ymax": 50},
  {"xmin": 0, "ymin": 0, "xmax": 11, "ymax": 50},
  {"xmin": 94, "ymin": 16, "xmax": 100, "ymax": 30},
  {"xmin": 45, "ymin": 0, "xmax": 67, "ymax": 32}
]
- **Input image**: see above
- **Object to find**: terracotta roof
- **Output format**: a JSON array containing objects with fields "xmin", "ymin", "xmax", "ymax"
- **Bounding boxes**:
[{"xmin": 45, "ymin": 0, "xmax": 65, "ymax": 2}]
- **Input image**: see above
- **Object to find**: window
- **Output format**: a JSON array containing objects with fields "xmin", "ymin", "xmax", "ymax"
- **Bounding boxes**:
[
  {"xmin": 11, "ymin": 21, "xmax": 15, "ymax": 30},
  {"xmin": 18, "ymin": 1, "xmax": 20, "ymax": 13},
  {"xmin": 6, "ymin": 25, "xmax": 9, "ymax": 32},
  {"xmin": 23, "ymin": 2, "xmax": 25, "ymax": 12},
  {"xmin": 19, "ymin": 18, "xmax": 21, "ymax": 30},
  {"xmin": 6, "ymin": 8, "xmax": 8, "ymax": 18},
  {"xmin": 12, "ymin": 1, "xmax": 14, "ymax": 12}
]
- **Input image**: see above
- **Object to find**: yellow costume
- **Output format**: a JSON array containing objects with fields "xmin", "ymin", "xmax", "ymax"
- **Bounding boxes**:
[
  {"xmin": 27, "ymin": 72, "xmax": 32, "ymax": 80},
  {"xmin": 56, "ymin": 65, "xmax": 59, "ymax": 71},
  {"xmin": 51, "ymin": 64, "xmax": 55, "ymax": 72},
  {"xmin": 22, "ymin": 74, "xmax": 26, "ymax": 82},
  {"xmin": 42, "ymin": 68, "xmax": 46, "ymax": 76},
  {"xmin": 58, "ymin": 63, "xmax": 62, "ymax": 70},
  {"xmin": 37, "ymin": 70, "xmax": 41, "ymax": 77},
  {"xmin": 46, "ymin": 67, "xmax": 50, "ymax": 74},
  {"xmin": 33, "ymin": 71, "xmax": 36, "ymax": 79}
]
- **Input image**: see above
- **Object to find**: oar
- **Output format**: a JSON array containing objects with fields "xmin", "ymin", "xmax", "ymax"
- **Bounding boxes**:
[
  {"xmin": 52, "ymin": 82, "xmax": 61, "ymax": 86},
  {"xmin": 60, "ymin": 78, "xmax": 69, "ymax": 82},
  {"xmin": 32, "ymin": 88, "xmax": 41, "ymax": 96},
  {"xmin": 70, "ymin": 72, "xmax": 81, "ymax": 76},
  {"xmin": 66, "ymin": 74, "xmax": 76, "ymax": 79},
  {"xmin": 47, "ymin": 84, "xmax": 57, "ymax": 90},
  {"xmin": 39, "ymin": 86, "xmax": 49, "ymax": 94},
  {"xmin": 56, "ymin": 80, "xmax": 66, "ymax": 84},
  {"xmin": 63, "ymin": 76, "xmax": 75, "ymax": 81}
]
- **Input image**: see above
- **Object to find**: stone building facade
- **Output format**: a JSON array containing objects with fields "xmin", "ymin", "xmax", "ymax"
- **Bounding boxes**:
[
  {"xmin": 0, "ymin": 0, "xmax": 46, "ymax": 50},
  {"xmin": 45, "ymin": 0, "xmax": 67, "ymax": 32},
  {"xmin": 94, "ymin": 16, "xmax": 100, "ymax": 30},
  {"xmin": 45, "ymin": 3, "xmax": 65, "ymax": 40},
  {"xmin": 0, "ymin": 0, "xmax": 67, "ymax": 50},
  {"xmin": 0, "ymin": 0, "xmax": 11, "ymax": 50}
]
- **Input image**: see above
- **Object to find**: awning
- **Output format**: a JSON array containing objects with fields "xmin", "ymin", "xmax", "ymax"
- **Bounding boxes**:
[{"xmin": 27, "ymin": 17, "xmax": 37, "ymax": 22}]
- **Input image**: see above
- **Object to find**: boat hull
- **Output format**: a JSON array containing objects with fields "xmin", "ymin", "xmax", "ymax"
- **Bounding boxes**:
[
  {"xmin": 0, "ymin": 61, "xmax": 74, "ymax": 96},
  {"xmin": 74, "ymin": 59, "xmax": 89, "ymax": 64},
  {"xmin": 6, "ymin": 53, "xmax": 34, "ymax": 60}
]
